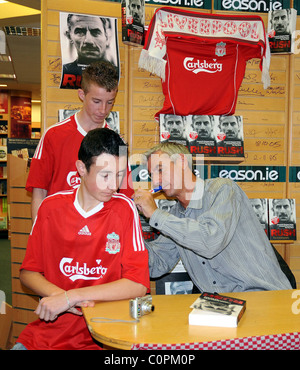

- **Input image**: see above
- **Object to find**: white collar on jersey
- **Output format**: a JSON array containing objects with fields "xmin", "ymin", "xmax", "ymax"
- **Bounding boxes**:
[
  {"xmin": 73, "ymin": 188, "xmax": 104, "ymax": 218},
  {"xmin": 74, "ymin": 112, "xmax": 108, "ymax": 136},
  {"xmin": 74, "ymin": 113, "xmax": 87, "ymax": 136}
]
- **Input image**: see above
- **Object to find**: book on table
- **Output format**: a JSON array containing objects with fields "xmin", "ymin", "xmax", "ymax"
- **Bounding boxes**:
[{"xmin": 189, "ymin": 292, "xmax": 246, "ymax": 328}]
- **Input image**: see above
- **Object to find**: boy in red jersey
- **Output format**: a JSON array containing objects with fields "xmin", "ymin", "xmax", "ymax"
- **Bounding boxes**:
[
  {"xmin": 26, "ymin": 60, "xmax": 133, "ymax": 221},
  {"xmin": 13, "ymin": 128, "xmax": 149, "ymax": 350}
]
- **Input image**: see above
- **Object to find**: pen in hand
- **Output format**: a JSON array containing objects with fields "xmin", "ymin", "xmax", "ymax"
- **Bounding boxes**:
[
  {"xmin": 132, "ymin": 186, "xmax": 162, "ymax": 200},
  {"xmin": 133, "ymin": 186, "xmax": 162, "ymax": 218},
  {"xmin": 149, "ymin": 186, "xmax": 162, "ymax": 194}
]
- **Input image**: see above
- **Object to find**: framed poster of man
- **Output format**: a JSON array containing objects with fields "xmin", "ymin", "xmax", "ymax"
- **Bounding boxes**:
[{"xmin": 59, "ymin": 12, "xmax": 120, "ymax": 89}]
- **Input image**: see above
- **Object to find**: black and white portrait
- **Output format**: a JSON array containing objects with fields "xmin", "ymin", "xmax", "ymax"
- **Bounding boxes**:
[
  {"xmin": 269, "ymin": 198, "xmax": 297, "ymax": 241},
  {"xmin": 187, "ymin": 115, "xmax": 217, "ymax": 157},
  {"xmin": 267, "ymin": 8, "xmax": 297, "ymax": 54},
  {"xmin": 249, "ymin": 198, "xmax": 268, "ymax": 236},
  {"xmin": 105, "ymin": 111, "xmax": 120, "ymax": 134},
  {"xmin": 59, "ymin": 12, "xmax": 120, "ymax": 89},
  {"xmin": 216, "ymin": 115, "xmax": 244, "ymax": 157},
  {"xmin": 126, "ymin": 0, "xmax": 144, "ymax": 27},
  {"xmin": 269, "ymin": 9, "xmax": 291, "ymax": 36},
  {"xmin": 160, "ymin": 114, "xmax": 188, "ymax": 146}
]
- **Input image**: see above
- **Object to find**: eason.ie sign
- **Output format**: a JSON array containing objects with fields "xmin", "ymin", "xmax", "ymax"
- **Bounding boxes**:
[
  {"xmin": 211, "ymin": 166, "xmax": 286, "ymax": 182},
  {"xmin": 214, "ymin": 0, "xmax": 290, "ymax": 12},
  {"xmin": 289, "ymin": 167, "xmax": 300, "ymax": 182},
  {"xmin": 145, "ymin": 0, "xmax": 211, "ymax": 9}
]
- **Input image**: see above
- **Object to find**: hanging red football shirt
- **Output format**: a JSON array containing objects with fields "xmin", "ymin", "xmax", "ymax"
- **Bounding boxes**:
[
  {"xmin": 139, "ymin": 7, "xmax": 270, "ymax": 118},
  {"xmin": 26, "ymin": 113, "xmax": 134, "ymax": 197},
  {"xmin": 159, "ymin": 35, "xmax": 262, "ymax": 117},
  {"xmin": 17, "ymin": 189, "xmax": 149, "ymax": 350}
]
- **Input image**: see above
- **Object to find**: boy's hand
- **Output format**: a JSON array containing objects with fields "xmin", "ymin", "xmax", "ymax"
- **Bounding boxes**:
[
  {"xmin": 35, "ymin": 293, "xmax": 71, "ymax": 321},
  {"xmin": 35, "ymin": 293, "xmax": 94, "ymax": 321}
]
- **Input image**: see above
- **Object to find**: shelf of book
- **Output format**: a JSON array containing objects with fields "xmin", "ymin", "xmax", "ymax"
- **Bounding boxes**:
[
  {"xmin": 272, "ymin": 240, "xmax": 294, "ymax": 244},
  {"xmin": 193, "ymin": 156, "xmax": 245, "ymax": 164}
]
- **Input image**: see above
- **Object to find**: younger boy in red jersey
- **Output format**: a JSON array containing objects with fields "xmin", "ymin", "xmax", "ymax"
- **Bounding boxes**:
[{"xmin": 14, "ymin": 128, "xmax": 149, "ymax": 350}]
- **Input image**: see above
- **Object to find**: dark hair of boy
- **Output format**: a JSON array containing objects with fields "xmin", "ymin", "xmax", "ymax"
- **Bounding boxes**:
[{"xmin": 78, "ymin": 127, "xmax": 128, "ymax": 172}]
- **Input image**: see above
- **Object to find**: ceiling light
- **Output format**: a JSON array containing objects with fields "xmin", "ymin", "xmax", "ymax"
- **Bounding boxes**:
[
  {"xmin": 0, "ymin": 55, "xmax": 11, "ymax": 62},
  {"xmin": 0, "ymin": 73, "xmax": 15, "ymax": 79},
  {"xmin": 0, "ymin": 2, "xmax": 40, "ymax": 19}
]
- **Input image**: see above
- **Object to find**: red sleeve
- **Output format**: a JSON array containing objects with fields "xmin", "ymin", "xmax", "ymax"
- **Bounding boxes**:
[
  {"xmin": 25, "ymin": 132, "xmax": 54, "ymax": 192},
  {"xmin": 20, "ymin": 208, "xmax": 45, "ymax": 273},
  {"xmin": 120, "ymin": 198, "xmax": 150, "ymax": 292},
  {"xmin": 240, "ymin": 43, "xmax": 262, "ymax": 62}
]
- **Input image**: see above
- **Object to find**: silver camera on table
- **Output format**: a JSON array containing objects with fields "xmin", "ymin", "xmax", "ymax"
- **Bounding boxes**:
[{"xmin": 129, "ymin": 295, "xmax": 154, "ymax": 319}]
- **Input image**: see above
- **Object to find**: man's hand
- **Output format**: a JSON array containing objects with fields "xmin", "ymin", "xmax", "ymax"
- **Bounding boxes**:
[{"xmin": 133, "ymin": 189, "xmax": 158, "ymax": 219}]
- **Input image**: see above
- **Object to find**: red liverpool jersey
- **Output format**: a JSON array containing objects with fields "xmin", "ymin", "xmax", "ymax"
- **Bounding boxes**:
[
  {"xmin": 157, "ymin": 35, "xmax": 262, "ymax": 118},
  {"xmin": 139, "ymin": 7, "xmax": 270, "ymax": 119},
  {"xmin": 26, "ymin": 114, "xmax": 133, "ymax": 197},
  {"xmin": 18, "ymin": 189, "xmax": 149, "ymax": 350}
]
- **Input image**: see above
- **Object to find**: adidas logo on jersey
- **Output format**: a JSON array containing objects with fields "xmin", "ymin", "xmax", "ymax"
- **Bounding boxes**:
[{"xmin": 78, "ymin": 225, "xmax": 91, "ymax": 236}]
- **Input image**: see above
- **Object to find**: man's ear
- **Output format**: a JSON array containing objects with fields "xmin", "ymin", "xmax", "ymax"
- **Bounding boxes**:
[
  {"xmin": 65, "ymin": 30, "xmax": 72, "ymax": 42},
  {"xmin": 78, "ymin": 89, "xmax": 85, "ymax": 102},
  {"xmin": 76, "ymin": 160, "xmax": 86, "ymax": 177}
]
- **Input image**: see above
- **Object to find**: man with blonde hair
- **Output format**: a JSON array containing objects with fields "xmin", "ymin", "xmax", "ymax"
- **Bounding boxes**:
[{"xmin": 133, "ymin": 142, "xmax": 295, "ymax": 292}]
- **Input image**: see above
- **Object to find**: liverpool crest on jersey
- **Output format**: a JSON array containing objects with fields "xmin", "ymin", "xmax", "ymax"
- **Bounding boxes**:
[
  {"xmin": 105, "ymin": 232, "xmax": 121, "ymax": 254},
  {"xmin": 215, "ymin": 42, "xmax": 226, "ymax": 57}
]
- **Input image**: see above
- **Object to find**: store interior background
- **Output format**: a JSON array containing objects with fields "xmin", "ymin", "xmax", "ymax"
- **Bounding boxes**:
[
  {"xmin": 0, "ymin": 0, "xmax": 299, "ymax": 348},
  {"xmin": 0, "ymin": 0, "xmax": 41, "ymax": 306}
]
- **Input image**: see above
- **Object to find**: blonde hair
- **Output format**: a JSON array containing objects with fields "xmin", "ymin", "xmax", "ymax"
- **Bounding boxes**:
[{"xmin": 145, "ymin": 142, "xmax": 193, "ymax": 169}]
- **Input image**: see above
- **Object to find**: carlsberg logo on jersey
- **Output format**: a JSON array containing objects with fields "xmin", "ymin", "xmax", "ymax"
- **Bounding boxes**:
[
  {"xmin": 184, "ymin": 57, "xmax": 223, "ymax": 74},
  {"xmin": 59, "ymin": 257, "xmax": 107, "ymax": 281}
]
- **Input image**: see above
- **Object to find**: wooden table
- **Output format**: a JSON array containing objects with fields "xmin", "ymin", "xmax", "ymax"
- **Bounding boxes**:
[{"xmin": 83, "ymin": 289, "xmax": 300, "ymax": 350}]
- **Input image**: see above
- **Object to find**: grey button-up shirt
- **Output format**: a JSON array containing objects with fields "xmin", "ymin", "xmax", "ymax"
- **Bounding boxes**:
[{"xmin": 146, "ymin": 177, "xmax": 292, "ymax": 293}]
